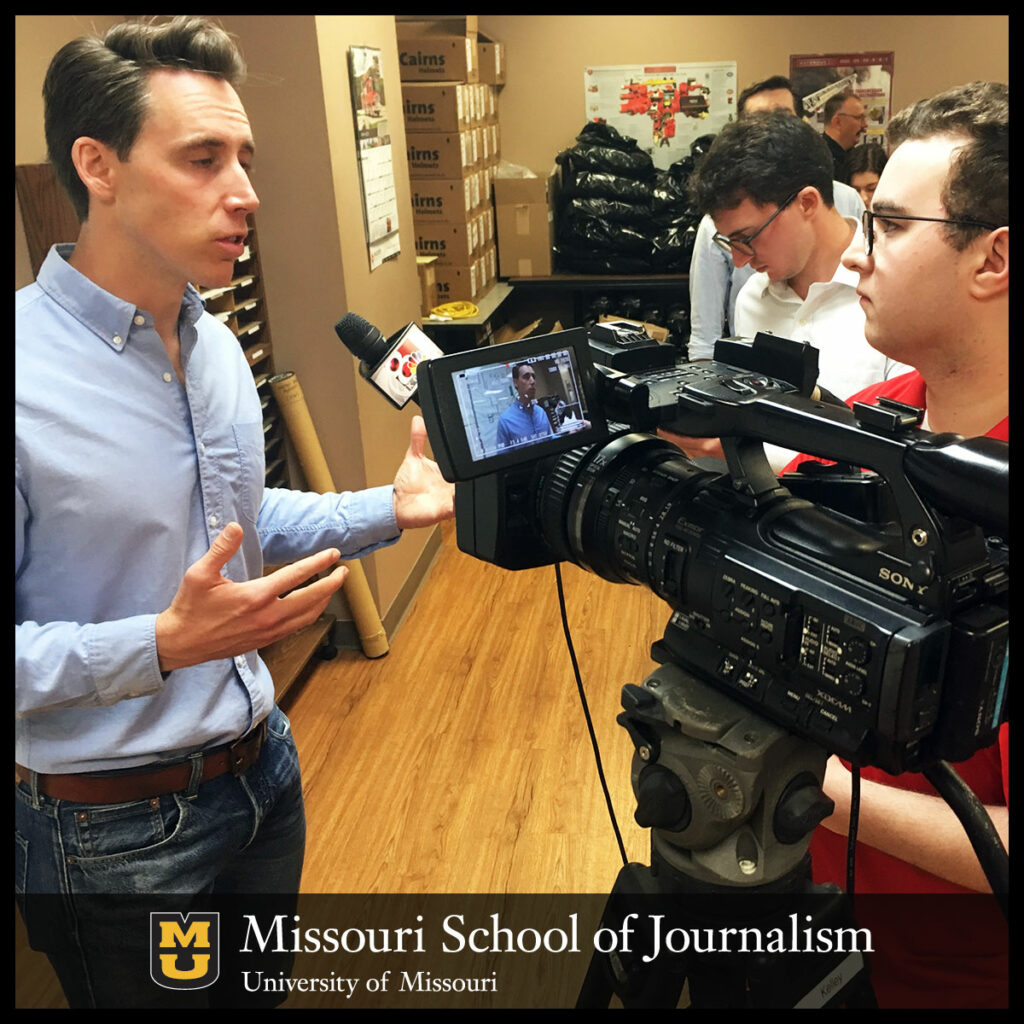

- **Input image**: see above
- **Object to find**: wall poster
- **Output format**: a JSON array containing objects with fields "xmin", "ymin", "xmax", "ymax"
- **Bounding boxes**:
[
  {"xmin": 583, "ymin": 62, "xmax": 738, "ymax": 170},
  {"xmin": 790, "ymin": 52, "xmax": 895, "ymax": 146},
  {"xmin": 349, "ymin": 45, "xmax": 401, "ymax": 269}
]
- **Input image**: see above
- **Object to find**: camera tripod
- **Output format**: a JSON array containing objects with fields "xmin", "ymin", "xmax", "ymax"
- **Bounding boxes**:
[{"xmin": 577, "ymin": 661, "xmax": 877, "ymax": 1009}]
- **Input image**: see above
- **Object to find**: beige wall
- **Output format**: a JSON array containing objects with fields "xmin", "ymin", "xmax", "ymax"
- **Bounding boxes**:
[{"xmin": 478, "ymin": 15, "xmax": 1009, "ymax": 176}]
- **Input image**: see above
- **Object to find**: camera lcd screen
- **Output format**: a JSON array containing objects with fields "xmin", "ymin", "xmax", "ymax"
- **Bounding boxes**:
[{"xmin": 417, "ymin": 328, "xmax": 609, "ymax": 481}]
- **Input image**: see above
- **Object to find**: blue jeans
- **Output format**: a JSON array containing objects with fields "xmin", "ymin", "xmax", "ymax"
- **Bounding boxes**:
[{"xmin": 15, "ymin": 705, "xmax": 305, "ymax": 1008}]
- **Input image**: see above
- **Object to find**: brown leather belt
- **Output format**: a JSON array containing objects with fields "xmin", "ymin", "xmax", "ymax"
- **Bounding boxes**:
[{"xmin": 15, "ymin": 719, "xmax": 267, "ymax": 804}]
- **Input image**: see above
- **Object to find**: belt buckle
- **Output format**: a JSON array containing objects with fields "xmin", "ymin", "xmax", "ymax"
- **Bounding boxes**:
[{"xmin": 228, "ymin": 719, "xmax": 266, "ymax": 776}]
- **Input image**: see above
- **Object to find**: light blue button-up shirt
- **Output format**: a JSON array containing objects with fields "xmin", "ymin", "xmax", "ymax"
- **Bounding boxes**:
[
  {"xmin": 16, "ymin": 245, "xmax": 400, "ymax": 773},
  {"xmin": 494, "ymin": 400, "xmax": 554, "ymax": 450}
]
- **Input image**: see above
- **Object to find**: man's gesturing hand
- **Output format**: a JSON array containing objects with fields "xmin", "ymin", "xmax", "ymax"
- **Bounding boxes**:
[
  {"xmin": 155, "ymin": 522, "xmax": 348, "ymax": 672},
  {"xmin": 392, "ymin": 415, "xmax": 455, "ymax": 529}
]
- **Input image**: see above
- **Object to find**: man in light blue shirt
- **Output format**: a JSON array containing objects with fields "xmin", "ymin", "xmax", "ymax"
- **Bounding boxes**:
[
  {"xmin": 687, "ymin": 76, "xmax": 865, "ymax": 361},
  {"xmin": 495, "ymin": 362, "xmax": 555, "ymax": 450},
  {"xmin": 15, "ymin": 17, "xmax": 453, "ymax": 1008}
]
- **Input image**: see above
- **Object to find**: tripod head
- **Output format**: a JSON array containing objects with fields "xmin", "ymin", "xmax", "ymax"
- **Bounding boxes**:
[{"xmin": 619, "ymin": 662, "xmax": 833, "ymax": 892}]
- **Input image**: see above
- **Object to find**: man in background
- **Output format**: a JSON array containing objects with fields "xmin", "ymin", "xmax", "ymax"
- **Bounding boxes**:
[
  {"xmin": 16, "ymin": 16, "xmax": 453, "ymax": 1008},
  {"xmin": 821, "ymin": 89, "xmax": 867, "ymax": 183},
  {"xmin": 687, "ymin": 76, "xmax": 864, "ymax": 362}
]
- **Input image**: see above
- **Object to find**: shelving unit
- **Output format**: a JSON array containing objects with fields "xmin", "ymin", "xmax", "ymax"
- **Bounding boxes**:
[{"xmin": 196, "ymin": 223, "xmax": 291, "ymax": 490}]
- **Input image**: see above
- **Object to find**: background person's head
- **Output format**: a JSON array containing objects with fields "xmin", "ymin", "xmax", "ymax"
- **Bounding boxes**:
[
  {"xmin": 846, "ymin": 144, "xmax": 888, "ymax": 209},
  {"xmin": 689, "ymin": 113, "xmax": 838, "ymax": 281},
  {"xmin": 823, "ymin": 90, "xmax": 867, "ymax": 149},
  {"xmin": 737, "ymin": 75, "xmax": 801, "ymax": 118},
  {"xmin": 44, "ymin": 16, "xmax": 246, "ymax": 221},
  {"xmin": 690, "ymin": 111, "xmax": 835, "ymax": 219}
]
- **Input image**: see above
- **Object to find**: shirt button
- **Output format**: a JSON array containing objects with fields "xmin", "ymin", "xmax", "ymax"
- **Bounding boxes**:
[
  {"xmin": 112, "ymin": 335, "xmax": 122, "ymax": 346},
  {"xmin": 134, "ymin": 315, "xmax": 145, "ymax": 326},
  {"xmin": 208, "ymin": 515, "xmax": 219, "ymax": 528},
  {"xmin": 163, "ymin": 372, "xmax": 173, "ymax": 383}
]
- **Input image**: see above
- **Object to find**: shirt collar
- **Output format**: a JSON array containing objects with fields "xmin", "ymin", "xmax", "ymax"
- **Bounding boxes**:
[{"xmin": 35, "ymin": 244, "xmax": 206, "ymax": 353}]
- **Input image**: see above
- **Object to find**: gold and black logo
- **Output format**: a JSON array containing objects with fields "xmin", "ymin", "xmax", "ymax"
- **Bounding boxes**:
[{"xmin": 150, "ymin": 912, "xmax": 220, "ymax": 990}]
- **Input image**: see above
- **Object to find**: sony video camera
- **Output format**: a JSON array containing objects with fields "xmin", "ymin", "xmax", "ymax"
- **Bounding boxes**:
[{"xmin": 416, "ymin": 325, "xmax": 1008, "ymax": 777}]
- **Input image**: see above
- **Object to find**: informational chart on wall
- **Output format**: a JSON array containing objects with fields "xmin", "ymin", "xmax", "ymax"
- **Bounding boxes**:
[
  {"xmin": 790, "ymin": 52, "xmax": 895, "ymax": 146},
  {"xmin": 349, "ymin": 45, "xmax": 401, "ymax": 269},
  {"xmin": 583, "ymin": 62, "xmax": 738, "ymax": 169}
]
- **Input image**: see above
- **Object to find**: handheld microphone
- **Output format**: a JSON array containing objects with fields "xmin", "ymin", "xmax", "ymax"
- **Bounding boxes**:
[{"xmin": 335, "ymin": 312, "xmax": 444, "ymax": 409}]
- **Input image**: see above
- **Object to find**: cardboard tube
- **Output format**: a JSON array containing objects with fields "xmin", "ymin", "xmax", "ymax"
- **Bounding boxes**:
[{"xmin": 269, "ymin": 372, "xmax": 389, "ymax": 658}]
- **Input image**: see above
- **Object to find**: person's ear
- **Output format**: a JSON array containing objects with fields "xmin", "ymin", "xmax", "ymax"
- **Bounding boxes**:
[
  {"xmin": 968, "ymin": 226, "xmax": 1009, "ymax": 302},
  {"xmin": 70, "ymin": 137, "xmax": 120, "ymax": 208},
  {"xmin": 795, "ymin": 185, "xmax": 822, "ymax": 218}
]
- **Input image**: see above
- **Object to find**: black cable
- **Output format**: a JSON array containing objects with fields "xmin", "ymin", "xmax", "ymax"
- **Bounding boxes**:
[
  {"xmin": 922, "ymin": 760, "xmax": 1009, "ymax": 920},
  {"xmin": 555, "ymin": 563, "xmax": 629, "ymax": 868},
  {"xmin": 845, "ymin": 765, "xmax": 861, "ymax": 895}
]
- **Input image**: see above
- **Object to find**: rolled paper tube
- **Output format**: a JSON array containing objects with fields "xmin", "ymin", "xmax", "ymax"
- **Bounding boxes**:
[{"xmin": 269, "ymin": 372, "xmax": 389, "ymax": 658}]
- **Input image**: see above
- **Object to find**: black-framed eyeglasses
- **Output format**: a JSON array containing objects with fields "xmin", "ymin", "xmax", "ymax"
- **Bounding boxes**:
[
  {"xmin": 712, "ymin": 191, "xmax": 799, "ymax": 257},
  {"xmin": 861, "ymin": 209, "xmax": 1001, "ymax": 256}
]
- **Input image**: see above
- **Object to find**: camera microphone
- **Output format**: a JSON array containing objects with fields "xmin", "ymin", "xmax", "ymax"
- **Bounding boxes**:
[{"xmin": 335, "ymin": 312, "xmax": 444, "ymax": 409}]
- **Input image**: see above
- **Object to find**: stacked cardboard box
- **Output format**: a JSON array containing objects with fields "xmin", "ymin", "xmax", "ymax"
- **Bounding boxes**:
[
  {"xmin": 492, "ymin": 169, "xmax": 557, "ymax": 278},
  {"xmin": 399, "ymin": 17, "xmax": 502, "ymax": 305}
]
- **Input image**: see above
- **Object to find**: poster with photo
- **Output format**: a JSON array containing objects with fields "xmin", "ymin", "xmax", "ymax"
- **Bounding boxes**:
[
  {"xmin": 349, "ymin": 45, "xmax": 401, "ymax": 269},
  {"xmin": 583, "ymin": 62, "xmax": 738, "ymax": 169},
  {"xmin": 790, "ymin": 52, "xmax": 895, "ymax": 146}
]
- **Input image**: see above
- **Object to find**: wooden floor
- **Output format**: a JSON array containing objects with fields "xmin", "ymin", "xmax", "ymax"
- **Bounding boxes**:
[
  {"xmin": 291, "ymin": 518, "xmax": 663, "ymax": 894},
  {"xmin": 16, "ymin": 519, "xmax": 672, "ymax": 1006}
]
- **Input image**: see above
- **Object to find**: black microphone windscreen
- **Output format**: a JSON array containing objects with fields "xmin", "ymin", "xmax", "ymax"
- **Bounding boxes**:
[{"xmin": 335, "ymin": 312, "xmax": 387, "ymax": 364}]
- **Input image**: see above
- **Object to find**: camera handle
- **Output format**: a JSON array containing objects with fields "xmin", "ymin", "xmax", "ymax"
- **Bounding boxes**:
[{"xmin": 577, "ymin": 661, "xmax": 877, "ymax": 1008}]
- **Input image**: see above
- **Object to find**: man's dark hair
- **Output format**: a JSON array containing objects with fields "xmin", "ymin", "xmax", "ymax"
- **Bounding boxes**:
[
  {"xmin": 512, "ymin": 363, "xmax": 533, "ymax": 382},
  {"xmin": 822, "ymin": 90, "xmax": 856, "ymax": 124},
  {"xmin": 689, "ymin": 111, "xmax": 835, "ymax": 217},
  {"xmin": 886, "ymin": 81, "xmax": 1008, "ymax": 250},
  {"xmin": 737, "ymin": 75, "xmax": 803, "ymax": 118},
  {"xmin": 43, "ymin": 16, "xmax": 247, "ymax": 220}
]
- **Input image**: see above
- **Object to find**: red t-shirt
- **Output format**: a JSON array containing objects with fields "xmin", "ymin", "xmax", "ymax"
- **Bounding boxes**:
[{"xmin": 785, "ymin": 372, "xmax": 1008, "ymax": 1007}]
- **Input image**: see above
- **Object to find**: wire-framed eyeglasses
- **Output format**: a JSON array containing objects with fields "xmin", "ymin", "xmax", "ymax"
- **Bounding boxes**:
[
  {"xmin": 712, "ymin": 191, "xmax": 800, "ymax": 258},
  {"xmin": 861, "ymin": 209, "xmax": 1001, "ymax": 256}
]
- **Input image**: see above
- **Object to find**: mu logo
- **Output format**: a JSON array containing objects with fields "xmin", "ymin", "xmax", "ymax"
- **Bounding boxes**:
[{"xmin": 150, "ymin": 912, "xmax": 220, "ymax": 991}]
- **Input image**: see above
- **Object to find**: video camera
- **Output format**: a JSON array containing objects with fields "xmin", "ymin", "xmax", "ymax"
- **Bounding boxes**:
[{"xmin": 416, "ymin": 324, "xmax": 1009, "ymax": 777}]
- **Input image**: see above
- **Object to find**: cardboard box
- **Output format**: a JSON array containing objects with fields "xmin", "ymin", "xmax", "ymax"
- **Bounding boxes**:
[
  {"xmin": 414, "ymin": 218, "xmax": 479, "ymax": 268},
  {"xmin": 481, "ymin": 242, "xmax": 497, "ymax": 287},
  {"xmin": 477, "ymin": 36, "xmax": 505, "ymax": 85},
  {"xmin": 397, "ymin": 33, "xmax": 478, "ymax": 83},
  {"xmin": 433, "ymin": 263, "xmax": 482, "ymax": 304},
  {"xmin": 410, "ymin": 178, "xmax": 476, "ymax": 222},
  {"xmin": 407, "ymin": 131, "xmax": 476, "ymax": 179},
  {"xmin": 396, "ymin": 16, "xmax": 478, "ymax": 37},
  {"xmin": 401, "ymin": 83, "xmax": 471, "ymax": 133},
  {"xmin": 493, "ymin": 170, "xmax": 557, "ymax": 278}
]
